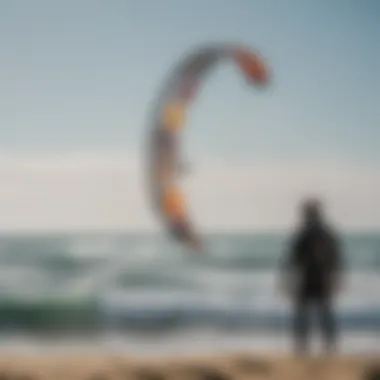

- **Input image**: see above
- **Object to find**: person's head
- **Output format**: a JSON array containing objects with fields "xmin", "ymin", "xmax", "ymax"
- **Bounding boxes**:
[{"xmin": 300, "ymin": 198, "xmax": 324, "ymax": 225}]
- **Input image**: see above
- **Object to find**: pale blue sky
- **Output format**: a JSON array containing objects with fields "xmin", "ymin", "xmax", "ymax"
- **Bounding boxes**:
[
  {"xmin": 0, "ymin": 1, "xmax": 379, "ymax": 230},
  {"xmin": 0, "ymin": 0, "xmax": 379, "ymax": 164}
]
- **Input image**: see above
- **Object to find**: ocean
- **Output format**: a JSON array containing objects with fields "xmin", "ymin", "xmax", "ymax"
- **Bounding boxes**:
[{"xmin": 0, "ymin": 232, "xmax": 378, "ymax": 355}]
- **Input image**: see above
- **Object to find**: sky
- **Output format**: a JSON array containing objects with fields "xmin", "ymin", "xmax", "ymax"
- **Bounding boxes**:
[{"xmin": 0, "ymin": 0, "xmax": 379, "ymax": 232}]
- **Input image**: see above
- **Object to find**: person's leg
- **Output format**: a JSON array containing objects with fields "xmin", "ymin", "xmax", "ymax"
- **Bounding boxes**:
[
  {"xmin": 317, "ymin": 295, "xmax": 338, "ymax": 354},
  {"xmin": 293, "ymin": 295, "xmax": 311, "ymax": 355}
]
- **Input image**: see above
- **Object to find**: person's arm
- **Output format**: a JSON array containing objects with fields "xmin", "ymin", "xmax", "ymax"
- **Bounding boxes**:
[
  {"xmin": 329, "ymin": 232, "xmax": 344, "ymax": 294},
  {"xmin": 279, "ymin": 232, "xmax": 301, "ymax": 296}
]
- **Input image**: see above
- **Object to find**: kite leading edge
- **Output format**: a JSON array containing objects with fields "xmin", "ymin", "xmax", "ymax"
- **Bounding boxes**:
[{"xmin": 148, "ymin": 43, "xmax": 271, "ymax": 252}]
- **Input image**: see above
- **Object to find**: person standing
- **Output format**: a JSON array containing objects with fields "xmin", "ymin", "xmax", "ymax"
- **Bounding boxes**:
[{"xmin": 280, "ymin": 198, "xmax": 344, "ymax": 355}]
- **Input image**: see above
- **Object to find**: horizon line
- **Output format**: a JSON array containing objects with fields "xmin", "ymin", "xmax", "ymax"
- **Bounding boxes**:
[{"xmin": 0, "ymin": 228, "xmax": 377, "ymax": 236}]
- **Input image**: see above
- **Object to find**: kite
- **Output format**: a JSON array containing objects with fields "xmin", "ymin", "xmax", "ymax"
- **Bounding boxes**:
[{"xmin": 147, "ymin": 43, "xmax": 271, "ymax": 251}]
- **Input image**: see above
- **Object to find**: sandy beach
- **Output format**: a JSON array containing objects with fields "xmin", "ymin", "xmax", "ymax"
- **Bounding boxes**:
[{"xmin": 0, "ymin": 354, "xmax": 377, "ymax": 380}]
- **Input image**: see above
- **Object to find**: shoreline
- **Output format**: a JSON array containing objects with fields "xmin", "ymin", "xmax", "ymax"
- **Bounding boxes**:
[{"xmin": 0, "ymin": 330, "xmax": 378, "ymax": 356}]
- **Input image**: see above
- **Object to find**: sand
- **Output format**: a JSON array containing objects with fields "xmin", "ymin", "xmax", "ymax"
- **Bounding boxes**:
[{"xmin": 0, "ymin": 354, "xmax": 377, "ymax": 380}]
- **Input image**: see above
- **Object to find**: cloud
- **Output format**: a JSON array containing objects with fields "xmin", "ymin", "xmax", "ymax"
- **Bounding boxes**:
[{"xmin": 0, "ymin": 152, "xmax": 377, "ymax": 232}]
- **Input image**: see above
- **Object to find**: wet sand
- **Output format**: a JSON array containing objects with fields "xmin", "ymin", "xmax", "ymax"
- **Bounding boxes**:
[{"xmin": 0, "ymin": 354, "xmax": 377, "ymax": 380}]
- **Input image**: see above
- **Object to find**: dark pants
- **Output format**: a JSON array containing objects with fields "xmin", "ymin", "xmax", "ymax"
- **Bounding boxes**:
[{"xmin": 293, "ymin": 292, "xmax": 337, "ymax": 355}]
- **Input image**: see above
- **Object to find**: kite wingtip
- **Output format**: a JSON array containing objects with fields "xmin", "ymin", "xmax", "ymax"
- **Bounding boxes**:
[{"xmin": 233, "ymin": 47, "xmax": 270, "ymax": 86}]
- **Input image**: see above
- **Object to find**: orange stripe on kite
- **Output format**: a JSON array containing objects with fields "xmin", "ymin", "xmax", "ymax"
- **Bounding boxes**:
[
  {"xmin": 163, "ymin": 185, "xmax": 188, "ymax": 220},
  {"xmin": 162, "ymin": 103, "xmax": 187, "ymax": 132}
]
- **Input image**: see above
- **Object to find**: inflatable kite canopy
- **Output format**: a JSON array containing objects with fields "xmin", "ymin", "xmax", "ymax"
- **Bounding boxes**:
[{"xmin": 147, "ymin": 43, "xmax": 271, "ymax": 251}]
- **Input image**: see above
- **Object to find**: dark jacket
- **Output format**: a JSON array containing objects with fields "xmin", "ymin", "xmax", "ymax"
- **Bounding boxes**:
[{"xmin": 284, "ymin": 222, "xmax": 343, "ymax": 298}]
